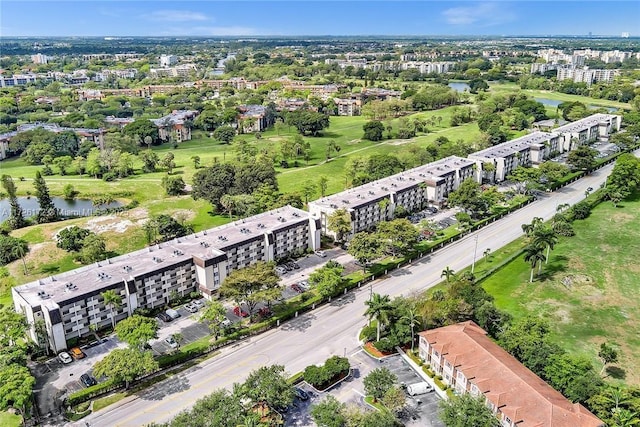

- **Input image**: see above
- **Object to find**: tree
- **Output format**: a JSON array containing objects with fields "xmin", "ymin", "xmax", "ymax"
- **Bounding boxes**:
[
  {"xmin": 192, "ymin": 163, "xmax": 236, "ymax": 211},
  {"xmin": 0, "ymin": 364, "xmax": 35, "ymax": 413},
  {"xmin": 441, "ymin": 266, "xmax": 455, "ymax": 282},
  {"xmin": 93, "ymin": 347, "xmax": 158, "ymax": 389},
  {"xmin": 63, "ymin": 183, "xmax": 79, "ymax": 201},
  {"xmin": 33, "ymin": 170, "xmax": 59, "ymax": 223},
  {"xmin": 348, "ymin": 232, "xmax": 383, "ymax": 271},
  {"xmin": 365, "ymin": 293, "xmax": 393, "ymax": 342},
  {"xmin": 401, "ymin": 307, "xmax": 422, "ymax": 352},
  {"xmin": 326, "ymin": 140, "xmax": 341, "ymax": 160},
  {"xmin": 439, "ymin": 393, "xmax": 500, "ymax": 427},
  {"xmin": 145, "ymin": 214, "xmax": 193, "ymax": 243},
  {"xmin": 0, "ymin": 306, "xmax": 28, "ymax": 347},
  {"xmin": 101, "ymin": 289, "xmax": 122, "ymax": 330},
  {"xmin": 318, "ymin": 175, "xmax": 329, "ymax": 198},
  {"xmin": 0, "ymin": 236, "xmax": 29, "ymax": 268},
  {"xmin": 606, "ymin": 154, "xmax": 640, "ymax": 200},
  {"xmin": 124, "ymin": 119, "xmax": 160, "ymax": 145},
  {"xmin": 167, "ymin": 389, "xmax": 244, "ymax": 427},
  {"xmin": 376, "ymin": 219, "xmax": 420, "ymax": 257},
  {"xmin": 160, "ymin": 152, "xmax": 176, "ymax": 174},
  {"xmin": 523, "ymin": 243, "xmax": 546, "ymax": 282},
  {"xmin": 241, "ymin": 365, "xmax": 295, "ymax": 410},
  {"xmin": 286, "ymin": 110, "xmax": 330, "ymax": 136},
  {"xmin": 567, "ymin": 145, "xmax": 598, "ymax": 171},
  {"xmin": 80, "ymin": 233, "xmax": 107, "ymax": 263},
  {"xmin": 382, "ymin": 386, "xmax": 406, "ymax": 414},
  {"xmin": 1, "ymin": 175, "xmax": 26, "ymax": 230},
  {"xmin": 86, "ymin": 148, "xmax": 103, "ymax": 177},
  {"xmin": 532, "ymin": 225, "xmax": 558, "ymax": 264},
  {"xmin": 212, "ymin": 125, "xmax": 236, "ymax": 144},
  {"xmin": 115, "ymin": 315, "xmax": 159, "ymax": 350},
  {"xmin": 162, "ymin": 175, "xmax": 186, "ymax": 196},
  {"xmin": 139, "ymin": 150, "xmax": 160, "ymax": 173},
  {"xmin": 309, "ymin": 262, "xmax": 344, "ymax": 299},
  {"xmin": 598, "ymin": 342, "xmax": 619, "ymax": 375},
  {"xmin": 199, "ymin": 301, "xmax": 227, "ymax": 339},
  {"xmin": 56, "ymin": 226, "xmax": 92, "ymax": 252},
  {"xmin": 311, "ymin": 395, "xmax": 347, "ymax": 427},
  {"xmin": 191, "ymin": 155, "xmax": 201, "ymax": 170},
  {"xmin": 301, "ymin": 180, "xmax": 317, "ymax": 204},
  {"xmin": 447, "ymin": 178, "xmax": 487, "ymax": 218},
  {"xmin": 53, "ymin": 155, "xmax": 73, "ymax": 175},
  {"xmin": 328, "ymin": 208, "xmax": 352, "ymax": 243},
  {"xmin": 363, "ymin": 367, "xmax": 397, "ymax": 402},
  {"xmin": 220, "ymin": 261, "xmax": 280, "ymax": 318},
  {"xmin": 363, "ymin": 120, "xmax": 385, "ymax": 141}
]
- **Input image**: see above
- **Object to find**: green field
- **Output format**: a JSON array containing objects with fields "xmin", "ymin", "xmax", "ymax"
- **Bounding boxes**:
[
  {"xmin": 482, "ymin": 192, "xmax": 640, "ymax": 385},
  {"xmin": 0, "ymin": 411, "xmax": 22, "ymax": 427}
]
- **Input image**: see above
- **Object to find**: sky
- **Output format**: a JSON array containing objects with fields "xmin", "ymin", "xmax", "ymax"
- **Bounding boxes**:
[{"xmin": 1, "ymin": 1, "xmax": 639, "ymax": 38}]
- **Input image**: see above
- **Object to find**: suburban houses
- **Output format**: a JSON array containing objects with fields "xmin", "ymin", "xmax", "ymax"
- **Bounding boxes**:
[
  {"xmin": 418, "ymin": 321, "xmax": 604, "ymax": 427},
  {"xmin": 12, "ymin": 205, "xmax": 320, "ymax": 353}
]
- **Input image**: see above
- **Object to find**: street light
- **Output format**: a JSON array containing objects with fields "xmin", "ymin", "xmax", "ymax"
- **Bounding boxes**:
[{"xmin": 471, "ymin": 234, "xmax": 479, "ymax": 274}]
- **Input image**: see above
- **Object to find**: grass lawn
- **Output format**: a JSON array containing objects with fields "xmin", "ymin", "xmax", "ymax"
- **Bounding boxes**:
[
  {"xmin": 0, "ymin": 411, "xmax": 22, "ymax": 427},
  {"xmin": 482, "ymin": 192, "xmax": 640, "ymax": 386}
]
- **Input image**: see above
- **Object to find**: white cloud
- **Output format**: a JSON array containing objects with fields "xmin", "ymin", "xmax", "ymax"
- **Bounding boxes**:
[
  {"xmin": 145, "ymin": 10, "xmax": 209, "ymax": 22},
  {"xmin": 442, "ymin": 2, "xmax": 516, "ymax": 27}
]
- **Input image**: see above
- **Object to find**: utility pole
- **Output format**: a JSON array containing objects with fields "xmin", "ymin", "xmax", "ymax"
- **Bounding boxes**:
[{"xmin": 471, "ymin": 234, "xmax": 479, "ymax": 274}]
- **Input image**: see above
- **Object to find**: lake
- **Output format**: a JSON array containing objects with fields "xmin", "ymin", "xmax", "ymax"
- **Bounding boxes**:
[
  {"xmin": 534, "ymin": 97, "xmax": 618, "ymax": 112},
  {"xmin": 448, "ymin": 82, "xmax": 470, "ymax": 92},
  {"xmin": 0, "ymin": 197, "xmax": 122, "ymax": 223}
]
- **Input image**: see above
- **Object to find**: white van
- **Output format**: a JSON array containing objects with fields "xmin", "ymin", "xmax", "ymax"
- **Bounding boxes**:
[
  {"xmin": 406, "ymin": 382, "xmax": 432, "ymax": 396},
  {"xmin": 165, "ymin": 308, "xmax": 181, "ymax": 320}
]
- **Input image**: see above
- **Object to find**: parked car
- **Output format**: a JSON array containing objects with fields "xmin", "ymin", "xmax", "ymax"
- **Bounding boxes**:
[
  {"xmin": 165, "ymin": 308, "xmax": 181, "ymax": 320},
  {"xmin": 80, "ymin": 373, "xmax": 97, "ymax": 387},
  {"xmin": 291, "ymin": 261, "xmax": 300, "ymax": 270},
  {"xmin": 283, "ymin": 263, "xmax": 293, "ymax": 272},
  {"xmin": 220, "ymin": 318, "xmax": 232, "ymax": 327},
  {"xmin": 291, "ymin": 283, "xmax": 304, "ymax": 293},
  {"xmin": 276, "ymin": 266, "xmax": 287, "ymax": 275},
  {"xmin": 299, "ymin": 280, "xmax": 309, "ymax": 290},
  {"xmin": 58, "ymin": 352, "xmax": 73, "ymax": 364},
  {"xmin": 157, "ymin": 312, "xmax": 172, "ymax": 322},
  {"xmin": 406, "ymin": 382, "xmax": 433, "ymax": 396},
  {"xmin": 165, "ymin": 336, "xmax": 179, "ymax": 349},
  {"xmin": 295, "ymin": 387, "xmax": 309, "ymax": 401},
  {"xmin": 315, "ymin": 250, "xmax": 326, "ymax": 258},
  {"xmin": 184, "ymin": 303, "xmax": 198, "ymax": 313},
  {"xmin": 192, "ymin": 299, "xmax": 206, "ymax": 309},
  {"xmin": 233, "ymin": 306, "xmax": 249, "ymax": 317},
  {"xmin": 69, "ymin": 347, "xmax": 85, "ymax": 359}
]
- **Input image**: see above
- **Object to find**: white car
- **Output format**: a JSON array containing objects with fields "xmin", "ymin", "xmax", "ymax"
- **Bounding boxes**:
[
  {"xmin": 192, "ymin": 299, "xmax": 206, "ymax": 309},
  {"xmin": 184, "ymin": 303, "xmax": 198, "ymax": 313},
  {"xmin": 220, "ymin": 318, "xmax": 232, "ymax": 327},
  {"xmin": 165, "ymin": 336, "xmax": 179, "ymax": 349},
  {"xmin": 58, "ymin": 351, "xmax": 73, "ymax": 364},
  {"xmin": 315, "ymin": 250, "xmax": 327, "ymax": 258}
]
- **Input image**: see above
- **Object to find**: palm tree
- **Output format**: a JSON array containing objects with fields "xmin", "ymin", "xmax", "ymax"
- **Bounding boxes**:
[
  {"xmin": 533, "ymin": 226, "xmax": 558, "ymax": 264},
  {"xmin": 523, "ymin": 244, "xmax": 546, "ymax": 282},
  {"xmin": 401, "ymin": 307, "xmax": 422, "ymax": 352},
  {"xmin": 441, "ymin": 266, "xmax": 455, "ymax": 283},
  {"xmin": 101, "ymin": 289, "xmax": 122, "ymax": 330},
  {"xmin": 365, "ymin": 293, "xmax": 393, "ymax": 342}
]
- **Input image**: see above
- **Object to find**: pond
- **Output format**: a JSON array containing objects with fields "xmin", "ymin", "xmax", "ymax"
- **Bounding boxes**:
[
  {"xmin": 0, "ymin": 197, "xmax": 122, "ymax": 223},
  {"xmin": 448, "ymin": 82, "xmax": 470, "ymax": 92},
  {"xmin": 534, "ymin": 97, "xmax": 618, "ymax": 112}
]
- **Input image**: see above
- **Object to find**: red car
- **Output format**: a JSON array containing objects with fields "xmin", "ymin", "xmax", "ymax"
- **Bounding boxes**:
[
  {"xmin": 233, "ymin": 306, "xmax": 249, "ymax": 317},
  {"xmin": 291, "ymin": 283, "xmax": 304, "ymax": 293},
  {"xmin": 258, "ymin": 307, "xmax": 273, "ymax": 317}
]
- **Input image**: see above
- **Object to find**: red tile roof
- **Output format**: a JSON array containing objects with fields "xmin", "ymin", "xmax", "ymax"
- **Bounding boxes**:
[{"xmin": 419, "ymin": 321, "xmax": 603, "ymax": 427}]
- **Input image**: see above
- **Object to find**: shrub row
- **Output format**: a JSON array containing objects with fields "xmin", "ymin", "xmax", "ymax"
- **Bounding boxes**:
[
  {"xmin": 66, "ymin": 379, "xmax": 119, "ymax": 407},
  {"xmin": 303, "ymin": 356, "xmax": 350, "ymax": 390}
]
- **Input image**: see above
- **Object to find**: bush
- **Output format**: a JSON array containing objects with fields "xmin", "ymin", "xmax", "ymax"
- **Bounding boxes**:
[
  {"xmin": 373, "ymin": 338, "xmax": 395, "ymax": 353},
  {"xmin": 102, "ymin": 172, "xmax": 117, "ymax": 182},
  {"xmin": 66, "ymin": 379, "xmax": 120, "ymax": 406},
  {"xmin": 360, "ymin": 325, "xmax": 377, "ymax": 342},
  {"xmin": 304, "ymin": 356, "xmax": 350, "ymax": 390},
  {"xmin": 0, "ymin": 235, "xmax": 28, "ymax": 265}
]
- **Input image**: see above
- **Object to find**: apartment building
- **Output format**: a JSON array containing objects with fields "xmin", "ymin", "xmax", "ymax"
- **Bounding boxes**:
[
  {"xmin": 13, "ymin": 206, "xmax": 320, "ymax": 353},
  {"xmin": 360, "ymin": 88, "xmax": 402, "ymax": 101},
  {"xmin": 400, "ymin": 61, "xmax": 454, "ymax": 74},
  {"xmin": 469, "ymin": 132, "xmax": 550, "ymax": 182},
  {"xmin": 418, "ymin": 322, "xmax": 603, "ymax": 427},
  {"xmin": 150, "ymin": 64, "xmax": 197, "ymax": 79},
  {"xmin": 0, "ymin": 123, "xmax": 105, "ymax": 160},
  {"xmin": 159, "ymin": 54, "xmax": 178, "ymax": 68},
  {"xmin": 309, "ymin": 156, "xmax": 476, "ymax": 239},
  {"xmin": 31, "ymin": 53, "xmax": 51, "ymax": 64},
  {"xmin": 334, "ymin": 98, "xmax": 362, "ymax": 116},
  {"xmin": 0, "ymin": 73, "xmax": 38, "ymax": 87},
  {"xmin": 556, "ymin": 67, "xmax": 618, "ymax": 85},
  {"xmin": 151, "ymin": 110, "xmax": 199, "ymax": 142},
  {"xmin": 553, "ymin": 113, "xmax": 621, "ymax": 151},
  {"xmin": 238, "ymin": 105, "xmax": 270, "ymax": 132}
]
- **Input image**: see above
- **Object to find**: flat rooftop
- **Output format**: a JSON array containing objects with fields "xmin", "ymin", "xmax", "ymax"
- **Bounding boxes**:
[
  {"xmin": 310, "ymin": 156, "xmax": 473, "ymax": 211},
  {"xmin": 469, "ymin": 131, "xmax": 557, "ymax": 159},
  {"xmin": 554, "ymin": 113, "xmax": 619, "ymax": 134},
  {"xmin": 14, "ymin": 205, "xmax": 309, "ymax": 308}
]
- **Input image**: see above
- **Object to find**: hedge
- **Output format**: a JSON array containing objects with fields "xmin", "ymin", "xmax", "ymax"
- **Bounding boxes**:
[
  {"xmin": 304, "ymin": 356, "xmax": 350, "ymax": 390},
  {"xmin": 66, "ymin": 379, "xmax": 120, "ymax": 406}
]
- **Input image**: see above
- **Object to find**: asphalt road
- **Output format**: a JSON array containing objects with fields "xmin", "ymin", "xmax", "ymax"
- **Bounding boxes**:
[{"xmin": 73, "ymin": 160, "xmax": 620, "ymax": 427}]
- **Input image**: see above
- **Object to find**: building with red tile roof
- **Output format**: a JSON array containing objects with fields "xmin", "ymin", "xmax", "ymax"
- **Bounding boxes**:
[{"xmin": 418, "ymin": 321, "xmax": 603, "ymax": 427}]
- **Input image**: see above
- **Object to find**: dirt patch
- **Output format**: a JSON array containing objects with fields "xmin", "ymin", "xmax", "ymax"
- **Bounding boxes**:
[
  {"xmin": 84, "ymin": 208, "xmax": 149, "ymax": 234},
  {"xmin": 609, "ymin": 212, "xmax": 634, "ymax": 223},
  {"xmin": 525, "ymin": 299, "xmax": 573, "ymax": 324},
  {"xmin": 387, "ymin": 138, "xmax": 416, "ymax": 146}
]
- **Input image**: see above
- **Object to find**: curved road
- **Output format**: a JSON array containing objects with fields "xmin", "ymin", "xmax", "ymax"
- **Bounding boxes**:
[{"xmin": 76, "ymin": 161, "xmax": 619, "ymax": 427}]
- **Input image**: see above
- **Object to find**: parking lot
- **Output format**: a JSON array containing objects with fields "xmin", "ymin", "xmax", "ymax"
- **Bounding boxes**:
[{"xmin": 282, "ymin": 351, "xmax": 444, "ymax": 427}]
